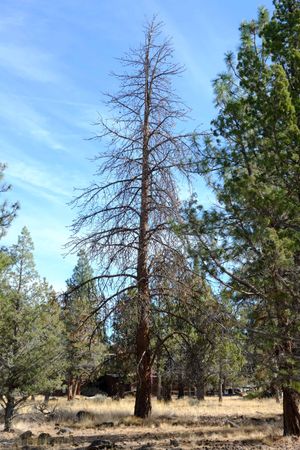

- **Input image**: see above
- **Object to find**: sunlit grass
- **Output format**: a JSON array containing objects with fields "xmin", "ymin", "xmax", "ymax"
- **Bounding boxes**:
[
  {"xmin": 15, "ymin": 394, "xmax": 282, "ymax": 422},
  {"xmin": 3, "ymin": 395, "xmax": 283, "ymax": 447}
]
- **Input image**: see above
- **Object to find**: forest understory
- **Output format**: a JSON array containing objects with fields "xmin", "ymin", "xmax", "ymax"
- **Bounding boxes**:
[{"xmin": 0, "ymin": 396, "xmax": 299, "ymax": 450}]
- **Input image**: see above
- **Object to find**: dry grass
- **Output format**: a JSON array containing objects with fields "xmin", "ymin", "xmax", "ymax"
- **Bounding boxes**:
[
  {"xmin": 10, "ymin": 394, "xmax": 283, "ymax": 426},
  {"xmin": 1, "ymin": 396, "xmax": 286, "ymax": 449},
  {"xmin": 152, "ymin": 396, "xmax": 282, "ymax": 418},
  {"xmin": 41, "ymin": 395, "xmax": 282, "ymax": 421}
]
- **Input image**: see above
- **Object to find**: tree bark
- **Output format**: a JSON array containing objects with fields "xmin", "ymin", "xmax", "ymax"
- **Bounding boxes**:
[
  {"xmin": 283, "ymin": 387, "xmax": 300, "ymax": 436},
  {"xmin": 162, "ymin": 377, "xmax": 172, "ymax": 402},
  {"xmin": 196, "ymin": 366, "xmax": 205, "ymax": 400},
  {"xmin": 218, "ymin": 381, "xmax": 223, "ymax": 403},
  {"xmin": 134, "ymin": 211, "xmax": 152, "ymax": 417},
  {"xmin": 67, "ymin": 379, "xmax": 74, "ymax": 401},
  {"xmin": 73, "ymin": 380, "xmax": 78, "ymax": 398},
  {"xmin": 134, "ymin": 32, "xmax": 152, "ymax": 419},
  {"xmin": 196, "ymin": 381, "xmax": 205, "ymax": 401},
  {"xmin": 134, "ymin": 315, "xmax": 152, "ymax": 417},
  {"xmin": 75, "ymin": 379, "xmax": 81, "ymax": 395},
  {"xmin": 157, "ymin": 372, "xmax": 162, "ymax": 400},
  {"xmin": 218, "ymin": 363, "xmax": 223, "ymax": 403},
  {"xmin": 4, "ymin": 393, "xmax": 15, "ymax": 432},
  {"xmin": 178, "ymin": 373, "xmax": 185, "ymax": 399},
  {"xmin": 134, "ymin": 249, "xmax": 152, "ymax": 417},
  {"xmin": 275, "ymin": 387, "xmax": 281, "ymax": 404}
]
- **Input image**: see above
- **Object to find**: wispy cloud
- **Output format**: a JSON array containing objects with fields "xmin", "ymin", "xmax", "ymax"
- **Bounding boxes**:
[
  {"xmin": 0, "ymin": 42, "xmax": 62, "ymax": 83},
  {"xmin": 145, "ymin": 1, "xmax": 213, "ymax": 96},
  {"xmin": 172, "ymin": 32, "xmax": 213, "ymax": 94},
  {"xmin": 0, "ymin": 92, "xmax": 67, "ymax": 151},
  {"xmin": 1, "ymin": 139, "xmax": 92, "ymax": 204},
  {"xmin": 6, "ymin": 159, "xmax": 71, "ymax": 201}
]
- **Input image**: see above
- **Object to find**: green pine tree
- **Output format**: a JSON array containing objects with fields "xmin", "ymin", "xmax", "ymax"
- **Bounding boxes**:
[
  {"xmin": 64, "ymin": 250, "xmax": 105, "ymax": 399},
  {"xmin": 0, "ymin": 227, "xmax": 66, "ymax": 431},
  {"xmin": 0, "ymin": 163, "xmax": 18, "ymax": 240},
  {"xmin": 185, "ymin": 0, "xmax": 300, "ymax": 435}
]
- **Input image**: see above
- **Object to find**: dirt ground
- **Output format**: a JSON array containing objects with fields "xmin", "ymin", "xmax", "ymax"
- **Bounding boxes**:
[{"xmin": 0, "ymin": 396, "xmax": 300, "ymax": 450}]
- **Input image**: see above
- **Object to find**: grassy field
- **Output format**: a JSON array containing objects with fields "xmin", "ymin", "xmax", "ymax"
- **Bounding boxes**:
[
  {"xmin": 28, "ymin": 395, "xmax": 282, "ymax": 423},
  {"xmin": 1, "ymin": 395, "xmax": 297, "ymax": 449}
]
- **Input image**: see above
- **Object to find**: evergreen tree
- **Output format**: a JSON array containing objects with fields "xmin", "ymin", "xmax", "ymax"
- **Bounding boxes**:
[
  {"xmin": 211, "ymin": 328, "xmax": 245, "ymax": 402},
  {"xmin": 64, "ymin": 250, "xmax": 105, "ymax": 400},
  {"xmin": 110, "ymin": 292, "xmax": 137, "ymax": 390},
  {"xmin": 151, "ymin": 252, "xmax": 227, "ymax": 401},
  {"xmin": 0, "ymin": 163, "xmax": 18, "ymax": 271},
  {"xmin": 0, "ymin": 163, "xmax": 18, "ymax": 240},
  {"xmin": 186, "ymin": 0, "xmax": 300, "ymax": 435},
  {"xmin": 0, "ymin": 227, "xmax": 65, "ymax": 431}
]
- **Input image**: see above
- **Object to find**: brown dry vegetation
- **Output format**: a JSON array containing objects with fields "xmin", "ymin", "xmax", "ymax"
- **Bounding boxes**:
[{"xmin": 0, "ymin": 396, "xmax": 299, "ymax": 450}]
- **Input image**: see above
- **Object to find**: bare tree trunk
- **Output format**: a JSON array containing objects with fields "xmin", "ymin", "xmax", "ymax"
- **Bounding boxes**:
[
  {"xmin": 196, "ymin": 367, "xmax": 205, "ymax": 400},
  {"xmin": 134, "ymin": 32, "xmax": 152, "ymax": 419},
  {"xmin": 157, "ymin": 372, "xmax": 162, "ymax": 400},
  {"xmin": 72, "ymin": 380, "xmax": 79, "ymax": 399},
  {"xmin": 76, "ymin": 379, "xmax": 81, "ymax": 396},
  {"xmin": 134, "ymin": 190, "xmax": 152, "ymax": 417},
  {"xmin": 4, "ymin": 393, "xmax": 15, "ymax": 432},
  {"xmin": 283, "ymin": 387, "xmax": 300, "ymax": 436},
  {"xmin": 134, "ymin": 311, "xmax": 152, "ymax": 417},
  {"xmin": 275, "ymin": 387, "xmax": 281, "ymax": 403},
  {"xmin": 162, "ymin": 376, "xmax": 172, "ymax": 402},
  {"xmin": 67, "ymin": 379, "xmax": 74, "ymax": 401},
  {"xmin": 178, "ymin": 372, "xmax": 185, "ymax": 399},
  {"xmin": 196, "ymin": 382, "xmax": 205, "ymax": 401},
  {"xmin": 271, "ymin": 379, "xmax": 281, "ymax": 403},
  {"xmin": 178, "ymin": 383, "xmax": 184, "ymax": 399},
  {"xmin": 134, "ymin": 163, "xmax": 152, "ymax": 418},
  {"xmin": 218, "ymin": 362, "xmax": 223, "ymax": 403}
]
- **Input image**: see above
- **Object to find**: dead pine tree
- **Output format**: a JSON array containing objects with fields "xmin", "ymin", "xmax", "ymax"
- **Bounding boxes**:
[{"xmin": 69, "ymin": 18, "xmax": 198, "ymax": 418}]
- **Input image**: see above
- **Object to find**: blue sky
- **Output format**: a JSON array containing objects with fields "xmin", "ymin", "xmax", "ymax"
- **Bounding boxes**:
[{"xmin": 1, "ymin": 0, "xmax": 274, "ymax": 291}]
